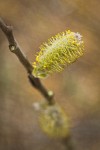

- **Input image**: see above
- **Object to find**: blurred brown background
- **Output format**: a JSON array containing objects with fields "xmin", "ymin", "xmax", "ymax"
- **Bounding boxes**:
[{"xmin": 0, "ymin": 0, "xmax": 100, "ymax": 150}]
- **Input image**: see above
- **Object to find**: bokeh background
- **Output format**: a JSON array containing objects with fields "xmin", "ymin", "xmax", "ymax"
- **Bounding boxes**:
[{"xmin": 0, "ymin": 0, "xmax": 100, "ymax": 150}]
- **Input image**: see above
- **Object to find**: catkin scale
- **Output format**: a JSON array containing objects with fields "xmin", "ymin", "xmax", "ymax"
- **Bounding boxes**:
[{"xmin": 32, "ymin": 30, "xmax": 84, "ymax": 78}]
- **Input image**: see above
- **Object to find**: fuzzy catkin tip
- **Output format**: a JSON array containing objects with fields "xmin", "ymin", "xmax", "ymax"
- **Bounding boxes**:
[{"xmin": 32, "ymin": 30, "xmax": 84, "ymax": 78}]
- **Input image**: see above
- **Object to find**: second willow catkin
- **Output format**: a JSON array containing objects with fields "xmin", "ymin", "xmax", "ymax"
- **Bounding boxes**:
[{"xmin": 32, "ymin": 30, "xmax": 84, "ymax": 78}]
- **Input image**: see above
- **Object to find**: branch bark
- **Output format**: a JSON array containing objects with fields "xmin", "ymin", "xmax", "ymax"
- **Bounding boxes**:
[{"xmin": 0, "ymin": 18, "xmax": 54, "ymax": 105}]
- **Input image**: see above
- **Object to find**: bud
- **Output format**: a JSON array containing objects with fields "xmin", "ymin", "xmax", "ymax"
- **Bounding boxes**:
[
  {"xmin": 32, "ymin": 30, "xmax": 84, "ymax": 78},
  {"xmin": 38, "ymin": 103, "xmax": 70, "ymax": 138}
]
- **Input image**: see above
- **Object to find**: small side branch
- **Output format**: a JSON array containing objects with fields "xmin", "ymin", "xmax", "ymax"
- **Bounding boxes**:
[{"xmin": 0, "ymin": 18, "xmax": 54, "ymax": 105}]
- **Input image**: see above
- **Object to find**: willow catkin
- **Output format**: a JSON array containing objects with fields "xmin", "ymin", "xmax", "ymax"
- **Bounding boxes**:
[
  {"xmin": 32, "ymin": 30, "xmax": 84, "ymax": 78},
  {"xmin": 37, "ymin": 102, "xmax": 70, "ymax": 138}
]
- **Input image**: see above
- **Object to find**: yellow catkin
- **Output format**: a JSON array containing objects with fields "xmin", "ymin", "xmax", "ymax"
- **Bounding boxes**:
[{"xmin": 32, "ymin": 30, "xmax": 84, "ymax": 78}]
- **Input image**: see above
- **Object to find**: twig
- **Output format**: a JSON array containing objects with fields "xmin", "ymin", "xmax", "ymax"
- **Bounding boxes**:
[
  {"xmin": 0, "ymin": 18, "xmax": 54, "ymax": 105},
  {"xmin": 0, "ymin": 18, "xmax": 76, "ymax": 150},
  {"xmin": 63, "ymin": 135, "xmax": 76, "ymax": 150}
]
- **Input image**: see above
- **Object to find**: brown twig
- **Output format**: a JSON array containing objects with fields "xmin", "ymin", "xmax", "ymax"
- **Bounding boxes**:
[
  {"xmin": 63, "ymin": 135, "xmax": 76, "ymax": 150},
  {"xmin": 0, "ymin": 18, "xmax": 54, "ymax": 105},
  {"xmin": 0, "ymin": 18, "xmax": 76, "ymax": 150}
]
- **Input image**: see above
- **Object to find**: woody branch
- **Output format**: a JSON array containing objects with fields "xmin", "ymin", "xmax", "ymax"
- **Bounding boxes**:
[{"xmin": 0, "ymin": 18, "xmax": 54, "ymax": 105}]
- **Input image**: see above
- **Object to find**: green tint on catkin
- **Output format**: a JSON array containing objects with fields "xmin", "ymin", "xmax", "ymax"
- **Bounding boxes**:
[{"xmin": 32, "ymin": 30, "xmax": 84, "ymax": 78}]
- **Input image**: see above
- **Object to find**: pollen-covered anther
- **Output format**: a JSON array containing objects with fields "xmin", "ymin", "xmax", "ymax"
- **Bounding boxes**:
[{"xmin": 32, "ymin": 30, "xmax": 84, "ymax": 78}]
